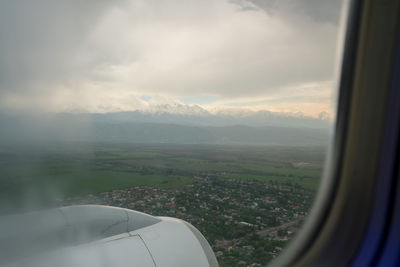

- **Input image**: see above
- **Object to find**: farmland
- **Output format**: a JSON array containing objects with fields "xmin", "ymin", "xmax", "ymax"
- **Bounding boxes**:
[{"xmin": 0, "ymin": 143, "xmax": 324, "ymax": 204}]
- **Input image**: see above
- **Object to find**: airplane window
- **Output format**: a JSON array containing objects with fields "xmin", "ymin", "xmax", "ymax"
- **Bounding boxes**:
[{"xmin": 0, "ymin": 0, "xmax": 346, "ymax": 266}]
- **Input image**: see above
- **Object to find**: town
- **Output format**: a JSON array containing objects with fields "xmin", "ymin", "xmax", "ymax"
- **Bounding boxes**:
[{"xmin": 59, "ymin": 176, "xmax": 316, "ymax": 266}]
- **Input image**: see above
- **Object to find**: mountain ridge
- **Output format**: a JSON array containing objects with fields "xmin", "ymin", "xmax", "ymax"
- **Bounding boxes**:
[
  {"xmin": 84, "ymin": 109, "xmax": 331, "ymax": 129},
  {"xmin": 0, "ymin": 112, "xmax": 331, "ymax": 147}
]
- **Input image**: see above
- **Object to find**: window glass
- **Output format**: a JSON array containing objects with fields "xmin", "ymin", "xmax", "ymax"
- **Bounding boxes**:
[{"xmin": 0, "ymin": 0, "xmax": 344, "ymax": 265}]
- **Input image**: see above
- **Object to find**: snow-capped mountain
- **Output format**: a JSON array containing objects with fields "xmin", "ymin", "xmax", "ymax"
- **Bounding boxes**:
[
  {"xmin": 0, "ymin": 94, "xmax": 333, "ymax": 146},
  {"xmin": 56, "ymin": 95, "xmax": 333, "ymax": 129},
  {"xmin": 60, "ymin": 94, "xmax": 332, "ymax": 129},
  {"xmin": 144, "ymin": 103, "xmax": 210, "ymax": 116}
]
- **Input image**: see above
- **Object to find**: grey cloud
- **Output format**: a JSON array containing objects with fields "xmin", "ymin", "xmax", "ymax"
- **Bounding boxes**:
[
  {"xmin": 0, "ymin": 0, "xmax": 122, "ymax": 93},
  {"xmin": 297, "ymin": 0, "xmax": 343, "ymax": 24},
  {"xmin": 238, "ymin": 0, "xmax": 343, "ymax": 24},
  {"xmin": 229, "ymin": 0, "xmax": 275, "ymax": 12}
]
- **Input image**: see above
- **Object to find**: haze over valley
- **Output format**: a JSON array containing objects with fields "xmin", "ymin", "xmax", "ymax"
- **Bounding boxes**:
[{"xmin": 0, "ymin": 102, "xmax": 331, "ymax": 146}]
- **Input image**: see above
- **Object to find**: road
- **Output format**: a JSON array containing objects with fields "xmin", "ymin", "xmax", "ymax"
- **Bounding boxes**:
[
  {"xmin": 256, "ymin": 219, "xmax": 300, "ymax": 237},
  {"xmin": 216, "ymin": 219, "xmax": 301, "ymax": 248}
]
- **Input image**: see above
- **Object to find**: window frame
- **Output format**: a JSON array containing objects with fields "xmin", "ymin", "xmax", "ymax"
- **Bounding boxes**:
[{"xmin": 271, "ymin": 0, "xmax": 400, "ymax": 266}]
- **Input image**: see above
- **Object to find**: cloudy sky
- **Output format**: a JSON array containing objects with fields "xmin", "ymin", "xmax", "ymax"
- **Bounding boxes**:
[{"xmin": 0, "ymin": 0, "xmax": 345, "ymax": 117}]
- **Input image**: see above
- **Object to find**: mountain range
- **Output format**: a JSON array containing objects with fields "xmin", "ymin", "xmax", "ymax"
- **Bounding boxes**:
[
  {"xmin": 0, "ymin": 106, "xmax": 332, "ymax": 146},
  {"xmin": 88, "ymin": 103, "xmax": 332, "ymax": 129}
]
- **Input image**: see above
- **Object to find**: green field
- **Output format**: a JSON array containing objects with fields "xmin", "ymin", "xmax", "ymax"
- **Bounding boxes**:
[{"xmin": 0, "ymin": 142, "xmax": 325, "ymax": 212}]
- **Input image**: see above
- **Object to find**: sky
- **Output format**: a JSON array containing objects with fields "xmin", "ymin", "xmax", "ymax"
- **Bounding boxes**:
[{"xmin": 0, "ymin": 0, "xmax": 345, "ymax": 118}]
